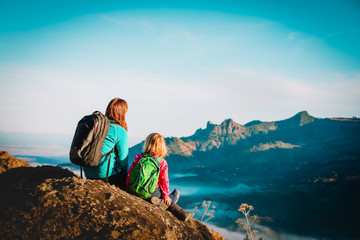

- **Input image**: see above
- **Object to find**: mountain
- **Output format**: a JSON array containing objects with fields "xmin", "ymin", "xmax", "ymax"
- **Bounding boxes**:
[
  {"xmin": 182, "ymin": 119, "xmax": 248, "ymax": 152},
  {"xmin": 131, "ymin": 111, "xmax": 353, "ymax": 159},
  {"xmin": 129, "ymin": 118, "xmax": 248, "ymax": 157},
  {"xmin": 158, "ymin": 111, "xmax": 360, "ymax": 173},
  {"xmin": 0, "ymin": 155, "xmax": 224, "ymax": 240},
  {"xmin": 129, "ymin": 111, "xmax": 360, "ymax": 186},
  {"xmin": 129, "ymin": 111, "xmax": 360, "ymax": 239}
]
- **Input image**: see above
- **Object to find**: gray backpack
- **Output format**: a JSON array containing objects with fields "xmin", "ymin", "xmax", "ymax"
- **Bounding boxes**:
[
  {"xmin": 69, "ymin": 111, "xmax": 112, "ymax": 167},
  {"xmin": 70, "ymin": 111, "xmax": 120, "ymax": 181}
]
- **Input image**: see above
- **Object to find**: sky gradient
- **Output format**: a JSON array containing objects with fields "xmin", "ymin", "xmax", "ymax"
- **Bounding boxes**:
[{"xmin": 1, "ymin": 0, "xmax": 360, "ymax": 153}]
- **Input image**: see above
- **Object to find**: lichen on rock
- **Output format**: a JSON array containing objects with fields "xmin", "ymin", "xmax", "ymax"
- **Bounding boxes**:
[
  {"xmin": 0, "ymin": 151, "xmax": 31, "ymax": 174},
  {"xmin": 0, "ymin": 155, "xmax": 224, "ymax": 240}
]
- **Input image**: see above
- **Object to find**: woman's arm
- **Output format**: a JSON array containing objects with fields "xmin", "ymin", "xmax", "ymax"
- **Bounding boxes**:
[{"xmin": 115, "ymin": 126, "xmax": 129, "ymax": 172}]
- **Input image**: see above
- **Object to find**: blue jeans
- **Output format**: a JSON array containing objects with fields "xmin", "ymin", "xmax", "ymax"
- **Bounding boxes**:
[{"xmin": 150, "ymin": 187, "xmax": 177, "ymax": 203}]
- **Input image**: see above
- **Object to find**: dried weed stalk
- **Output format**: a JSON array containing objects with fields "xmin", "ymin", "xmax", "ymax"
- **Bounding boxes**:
[
  {"xmin": 194, "ymin": 200, "xmax": 216, "ymax": 223},
  {"xmin": 236, "ymin": 203, "xmax": 260, "ymax": 240}
]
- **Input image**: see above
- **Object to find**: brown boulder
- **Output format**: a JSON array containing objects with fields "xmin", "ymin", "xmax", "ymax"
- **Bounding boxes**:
[
  {"xmin": 0, "ymin": 151, "xmax": 31, "ymax": 174},
  {"xmin": 0, "ymin": 165, "xmax": 224, "ymax": 240}
]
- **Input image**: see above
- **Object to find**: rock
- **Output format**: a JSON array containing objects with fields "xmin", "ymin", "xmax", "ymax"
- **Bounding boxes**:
[
  {"xmin": 0, "ymin": 151, "xmax": 32, "ymax": 174},
  {"xmin": 0, "ymin": 165, "xmax": 224, "ymax": 240}
]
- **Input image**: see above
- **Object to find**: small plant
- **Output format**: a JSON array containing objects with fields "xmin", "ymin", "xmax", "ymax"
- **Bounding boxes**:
[
  {"xmin": 194, "ymin": 200, "xmax": 216, "ymax": 223},
  {"xmin": 236, "ymin": 203, "xmax": 259, "ymax": 240}
]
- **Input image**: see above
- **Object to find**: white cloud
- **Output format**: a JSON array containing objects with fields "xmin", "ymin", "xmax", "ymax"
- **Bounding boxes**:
[
  {"xmin": 287, "ymin": 32, "xmax": 298, "ymax": 40},
  {"xmin": 101, "ymin": 15, "xmax": 129, "ymax": 26},
  {"xmin": 207, "ymin": 223, "xmax": 320, "ymax": 240},
  {"xmin": 101, "ymin": 13, "xmax": 154, "ymax": 33},
  {"xmin": 1, "ymin": 63, "xmax": 359, "ymax": 141},
  {"xmin": 1, "ymin": 144, "xmax": 68, "ymax": 156},
  {"xmin": 158, "ymin": 30, "xmax": 201, "ymax": 46},
  {"xmin": 1, "ymin": 9, "xmax": 359, "ymax": 141}
]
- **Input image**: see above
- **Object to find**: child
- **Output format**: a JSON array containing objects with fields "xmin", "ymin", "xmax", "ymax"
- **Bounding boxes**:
[{"xmin": 126, "ymin": 133, "xmax": 194, "ymax": 221}]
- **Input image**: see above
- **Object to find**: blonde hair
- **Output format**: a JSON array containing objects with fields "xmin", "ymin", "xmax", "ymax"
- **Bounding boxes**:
[{"xmin": 143, "ymin": 133, "xmax": 167, "ymax": 158}]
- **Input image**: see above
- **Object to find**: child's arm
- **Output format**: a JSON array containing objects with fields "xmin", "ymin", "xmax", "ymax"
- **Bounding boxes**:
[{"xmin": 158, "ymin": 159, "xmax": 170, "ymax": 200}]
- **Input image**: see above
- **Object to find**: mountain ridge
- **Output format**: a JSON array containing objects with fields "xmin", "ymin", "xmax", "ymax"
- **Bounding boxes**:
[
  {"xmin": 148, "ymin": 111, "xmax": 360, "ymax": 240},
  {"xmin": 129, "ymin": 111, "xmax": 359, "ymax": 158},
  {"xmin": 166, "ymin": 111, "xmax": 319, "ymax": 156}
]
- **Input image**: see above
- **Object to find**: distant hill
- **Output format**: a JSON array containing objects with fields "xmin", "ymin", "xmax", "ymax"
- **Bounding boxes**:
[
  {"xmin": 129, "ymin": 111, "xmax": 360, "ymax": 195},
  {"xmin": 174, "ymin": 110, "xmax": 319, "ymax": 154},
  {"xmin": 129, "ymin": 112, "xmax": 360, "ymax": 239},
  {"xmin": 130, "ymin": 111, "xmax": 359, "ymax": 159},
  {"xmin": 129, "ymin": 111, "xmax": 359, "ymax": 240}
]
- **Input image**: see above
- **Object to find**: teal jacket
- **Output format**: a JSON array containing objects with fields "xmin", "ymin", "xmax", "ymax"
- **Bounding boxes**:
[{"xmin": 83, "ymin": 120, "xmax": 129, "ymax": 179}]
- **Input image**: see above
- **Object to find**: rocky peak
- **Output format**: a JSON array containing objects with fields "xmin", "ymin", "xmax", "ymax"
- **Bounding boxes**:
[
  {"xmin": 206, "ymin": 121, "xmax": 215, "ymax": 128},
  {"xmin": 276, "ymin": 111, "xmax": 316, "ymax": 128},
  {"xmin": 195, "ymin": 119, "xmax": 245, "ymax": 137},
  {"xmin": 218, "ymin": 119, "xmax": 245, "ymax": 135},
  {"xmin": 297, "ymin": 111, "xmax": 313, "ymax": 123},
  {"xmin": 179, "ymin": 119, "xmax": 246, "ymax": 152}
]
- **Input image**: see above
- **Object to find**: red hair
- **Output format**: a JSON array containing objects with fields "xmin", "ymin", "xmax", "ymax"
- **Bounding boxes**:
[{"xmin": 105, "ymin": 98, "xmax": 128, "ymax": 131}]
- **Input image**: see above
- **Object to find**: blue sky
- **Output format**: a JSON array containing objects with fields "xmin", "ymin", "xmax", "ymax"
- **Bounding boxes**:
[{"xmin": 1, "ymin": 0, "xmax": 360, "ymax": 155}]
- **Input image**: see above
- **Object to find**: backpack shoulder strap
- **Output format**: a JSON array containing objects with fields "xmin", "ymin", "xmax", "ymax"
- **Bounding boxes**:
[
  {"xmin": 153, "ymin": 156, "xmax": 162, "ymax": 165},
  {"xmin": 105, "ymin": 147, "xmax": 116, "ymax": 183}
]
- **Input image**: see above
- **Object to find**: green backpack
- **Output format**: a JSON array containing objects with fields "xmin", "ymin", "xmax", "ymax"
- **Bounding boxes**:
[{"xmin": 129, "ymin": 154, "xmax": 162, "ymax": 199}]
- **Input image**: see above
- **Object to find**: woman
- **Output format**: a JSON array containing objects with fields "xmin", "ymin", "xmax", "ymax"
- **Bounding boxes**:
[{"xmin": 83, "ymin": 98, "xmax": 129, "ymax": 189}]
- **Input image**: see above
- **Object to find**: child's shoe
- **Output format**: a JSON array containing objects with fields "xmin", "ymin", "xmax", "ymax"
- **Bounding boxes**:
[
  {"xmin": 167, "ymin": 203, "xmax": 194, "ymax": 221},
  {"xmin": 150, "ymin": 197, "xmax": 169, "ymax": 210}
]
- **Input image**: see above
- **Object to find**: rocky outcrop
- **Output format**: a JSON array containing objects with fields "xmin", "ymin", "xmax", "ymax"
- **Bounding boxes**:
[
  {"xmin": 180, "ymin": 119, "xmax": 247, "ymax": 152},
  {"xmin": 276, "ymin": 111, "xmax": 316, "ymax": 128},
  {"xmin": 0, "ymin": 151, "xmax": 31, "ymax": 174},
  {"xmin": 0, "ymin": 158, "xmax": 224, "ymax": 240},
  {"xmin": 166, "ymin": 137, "xmax": 197, "ymax": 156},
  {"xmin": 161, "ymin": 111, "xmax": 318, "ymax": 155}
]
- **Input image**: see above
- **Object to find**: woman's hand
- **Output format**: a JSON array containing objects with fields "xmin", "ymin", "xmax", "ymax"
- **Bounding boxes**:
[{"xmin": 164, "ymin": 198, "xmax": 172, "ymax": 206}]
